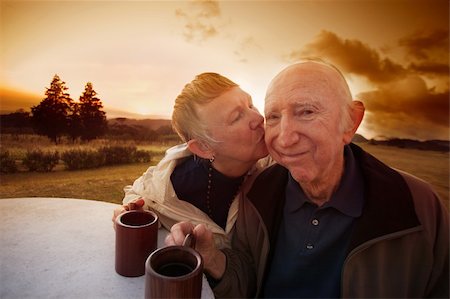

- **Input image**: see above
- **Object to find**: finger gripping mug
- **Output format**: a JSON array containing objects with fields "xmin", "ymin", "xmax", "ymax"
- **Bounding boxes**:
[
  {"xmin": 145, "ymin": 234, "xmax": 203, "ymax": 299},
  {"xmin": 115, "ymin": 210, "xmax": 158, "ymax": 277}
]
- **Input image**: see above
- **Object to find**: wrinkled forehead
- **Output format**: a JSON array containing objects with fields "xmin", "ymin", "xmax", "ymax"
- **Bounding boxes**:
[{"xmin": 265, "ymin": 63, "xmax": 350, "ymax": 107}]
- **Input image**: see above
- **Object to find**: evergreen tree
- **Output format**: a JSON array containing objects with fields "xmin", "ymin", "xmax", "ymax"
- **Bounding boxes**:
[
  {"xmin": 79, "ymin": 82, "xmax": 107, "ymax": 140},
  {"xmin": 31, "ymin": 74, "xmax": 73, "ymax": 143},
  {"xmin": 67, "ymin": 102, "xmax": 83, "ymax": 142}
]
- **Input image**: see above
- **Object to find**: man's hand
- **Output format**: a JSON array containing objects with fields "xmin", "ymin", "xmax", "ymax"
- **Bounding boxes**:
[
  {"xmin": 165, "ymin": 221, "xmax": 226, "ymax": 280},
  {"xmin": 112, "ymin": 198, "xmax": 145, "ymax": 229}
]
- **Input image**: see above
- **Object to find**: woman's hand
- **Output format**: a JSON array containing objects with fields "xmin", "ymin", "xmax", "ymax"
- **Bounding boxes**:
[
  {"xmin": 165, "ymin": 221, "xmax": 226, "ymax": 280},
  {"xmin": 112, "ymin": 198, "xmax": 145, "ymax": 229}
]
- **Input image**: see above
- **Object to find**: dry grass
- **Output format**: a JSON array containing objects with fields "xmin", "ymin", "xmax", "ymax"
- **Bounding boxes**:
[
  {"xmin": 357, "ymin": 143, "xmax": 449, "ymax": 208},
  {"xmin": 0, "ymin": 134, "xmax": 176, "ymax": 204},
  {"xmin": 0, "ymin": 162, "xmax": 154, "ymax": 204},
  {"xmin": 0, "ymin": 134, "xmax": 174, "ymax": 160}
]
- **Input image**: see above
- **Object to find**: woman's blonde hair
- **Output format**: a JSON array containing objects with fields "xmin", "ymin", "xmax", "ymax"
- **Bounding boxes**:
[{"xmin": 172, "ymin": 72, "xmax": 238, "ymax": 144}]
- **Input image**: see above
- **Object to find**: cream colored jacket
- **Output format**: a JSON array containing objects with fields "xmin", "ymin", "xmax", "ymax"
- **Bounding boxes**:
[{"xmin": 123, "ymin": 143, "xmax": 271, "ymax": 249}]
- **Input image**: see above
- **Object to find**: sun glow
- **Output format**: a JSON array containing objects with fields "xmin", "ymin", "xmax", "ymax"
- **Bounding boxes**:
[{"xmin": 133, "ymin": 106, "xmax": 154, "ymax": 116}]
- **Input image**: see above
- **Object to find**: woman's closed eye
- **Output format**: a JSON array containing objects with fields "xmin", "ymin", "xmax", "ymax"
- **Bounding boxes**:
[{"xmin": 231, "ymin": 110, "xmax": 244, "ymax": 123}]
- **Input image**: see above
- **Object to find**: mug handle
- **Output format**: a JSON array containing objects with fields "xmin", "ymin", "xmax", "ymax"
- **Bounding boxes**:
[{"xmin": 182, "ymin": 233, "xmax": 196, "ymax": 249}]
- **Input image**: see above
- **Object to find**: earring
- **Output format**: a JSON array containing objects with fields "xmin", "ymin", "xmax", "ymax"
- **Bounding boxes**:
[{"xmin": 209, "ymin": 156, "xmax": 215, "ymax": 163}]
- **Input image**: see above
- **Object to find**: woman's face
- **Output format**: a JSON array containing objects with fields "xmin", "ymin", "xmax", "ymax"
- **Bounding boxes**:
[{"xmin": 196, "ymin": 86, "xmax": 268, "ymax": 176}]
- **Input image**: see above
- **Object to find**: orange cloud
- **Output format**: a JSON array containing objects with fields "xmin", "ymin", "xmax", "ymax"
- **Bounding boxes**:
[
  {"xmin": 233, "ymin": 36, "xmax": 262, "ymax": 63},
  {"xmin": 174, "ymin": 0, "xmax": 261, "ymax": 65},
  {"xmin": 359, "ymin": 76, "xmax": 449, "ymax": 127},
  {"xmin": 175, "ymin": 0, "xmax": 221, "ymax": 43},
  {"xmin": 409, "ymin": 62, "xmax": 449, "ymax": 76},
  {"xmin": 399, "ymin": 29, "xmax": 449, "ymax": 61},
  {"xmin": 287, "ymin": 30, "xmax": 407, "ymax": 84}
]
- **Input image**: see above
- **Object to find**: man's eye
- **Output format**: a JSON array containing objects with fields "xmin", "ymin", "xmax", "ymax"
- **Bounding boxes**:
[
  {"xmin": 265, "ymin": 114, "xmax": 279, "ymax": 121},
  {"xmin": 296, "ymin": 108, "xmax": 315, "ymax": 118}
]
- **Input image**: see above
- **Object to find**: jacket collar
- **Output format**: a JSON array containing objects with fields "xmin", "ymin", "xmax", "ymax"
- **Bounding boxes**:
[
  {"xmin": 347, "ymin": 143, "xmax": 420, "ymax": 251},
  {"xmin": 247, "ymin": 164, "xmax": 288, "ymax": 248}
]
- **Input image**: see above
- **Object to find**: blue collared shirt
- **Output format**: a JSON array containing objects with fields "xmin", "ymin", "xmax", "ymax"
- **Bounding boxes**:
[{"xmin": 263, "ymin": 145, "xmax": 365, "ymax": 298}]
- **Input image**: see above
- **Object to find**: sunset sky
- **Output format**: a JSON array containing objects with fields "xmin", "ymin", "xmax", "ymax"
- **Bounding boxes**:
[{"xmin": 1, "ymin": 0, "xmax": 448, "ymax": 140}]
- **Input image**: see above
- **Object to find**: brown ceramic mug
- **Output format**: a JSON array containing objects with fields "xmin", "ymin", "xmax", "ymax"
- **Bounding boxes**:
[
  {"xmin": 145, "ymin": 234, "xmax": 203, "ymax": 299},
  {"xmin": 115, "ymin": 210, "xmax": 158, "ymax": 277}
]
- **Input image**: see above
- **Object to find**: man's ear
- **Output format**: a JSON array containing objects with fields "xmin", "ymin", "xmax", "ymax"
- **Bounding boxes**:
[
  {"xmin": 343, "ymin": 100, "xmax": 365, "ymax": 144},
  {"xmin": 187, "ymin": 139, "xmax": 214, "ymax": 160}
]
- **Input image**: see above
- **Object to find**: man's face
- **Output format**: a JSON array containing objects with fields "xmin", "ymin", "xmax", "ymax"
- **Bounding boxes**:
[{"xmin": 264, "ymin": 63, "xmax": 349, "ymax": 185}]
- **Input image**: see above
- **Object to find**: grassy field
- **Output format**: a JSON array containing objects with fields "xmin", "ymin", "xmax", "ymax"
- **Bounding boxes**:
[
  {"xmin": 0, "ymin": 135, "xmax": 173, "ymax": 204},
  {"xmin": 0, "ymin": 162, "xmax": 153, "ymax": 204},
  {"xmin": 0, "ymin": 141, "xmax": 448, "ymax": 209},
  {"xmin": 0, "ymin": 134, "xmax": 173, "ymax": 161}
]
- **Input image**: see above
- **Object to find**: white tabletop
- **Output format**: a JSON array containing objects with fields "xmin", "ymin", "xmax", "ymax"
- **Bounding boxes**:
[{"xmin": 0, "ymin": 197, "xmax": 214, "ymax": 299}]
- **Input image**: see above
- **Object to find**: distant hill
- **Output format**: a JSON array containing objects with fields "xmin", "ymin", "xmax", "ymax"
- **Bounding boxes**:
[
  {"xmin": 367, "ymin": 138, "xmax": 449, "ymax": 152},
  {"xmin": 351, "ymin": 134, "xmax": 448, "ymax": 152},
  {"xmin": 352, "ymin": 133, "xmax": 368, "ymax": 143},
  {"xmin": 107, "ymin": 118, "xmax": 172, "ymax": 131},
  {"xmin": 104, "ymin": 107, "xmax": 170, "ymax": 120}
]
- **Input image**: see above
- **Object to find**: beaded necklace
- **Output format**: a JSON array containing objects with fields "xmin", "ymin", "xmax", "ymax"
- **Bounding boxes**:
[{"xmin": 205, "ymin": 158, "xmax": 245, "ymax": 220}]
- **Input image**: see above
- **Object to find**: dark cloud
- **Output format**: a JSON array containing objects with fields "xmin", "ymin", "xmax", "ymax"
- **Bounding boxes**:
[
  {"xmin": 286, "ymin": 30, "xmax": 449, "ymax": 140},
  {"xmin": 399, "ymin": 29, "xmax": 449, "ymax": 61},
  {"xmin": 357, "ymin": 73, "xmax": 449, "ymax": 140},
  {"xmin": 400, "ymin": 29, "xmax": 449, "ymax": 80},
  {"xmin": 175, "ymin": 0, "xmax": 221, "ymax": 42},
  {"xmin": 409, "ymin": 62, "xmax": 450, "ymax": 77},
  {"xmin": 359, "ymin": 77, "xmax": 449, "ymax": 126},
  {"xmin": 287, "ymin": 30, "xmax": 407, "ymax": 84}
]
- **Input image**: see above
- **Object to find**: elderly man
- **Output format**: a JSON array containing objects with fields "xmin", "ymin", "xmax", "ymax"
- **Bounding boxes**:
[{"xmin": 168, "ymin": 60, "xmax": 449, "ymax": 298}]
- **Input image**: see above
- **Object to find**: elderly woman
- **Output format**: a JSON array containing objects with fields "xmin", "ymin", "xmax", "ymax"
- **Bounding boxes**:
[{"xmin": 112, "ymin": 72, "xmax": 269, "ymax": 248}]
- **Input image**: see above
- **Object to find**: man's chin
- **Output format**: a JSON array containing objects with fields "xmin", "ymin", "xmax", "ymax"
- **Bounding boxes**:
[{"xmin": 282, "ymin": 166, "xmax": 313, "ymax": 182}]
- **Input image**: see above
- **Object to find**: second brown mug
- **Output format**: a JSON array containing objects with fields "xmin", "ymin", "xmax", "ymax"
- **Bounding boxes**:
[{"xmin": 145, "ymin": 234, "xmax": 203, "ymax": 298}]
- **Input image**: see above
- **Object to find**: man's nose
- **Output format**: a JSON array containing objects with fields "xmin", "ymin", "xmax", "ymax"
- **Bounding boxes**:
[{"xmin": 277, "ymin": 117, "xmax": 299, "ymax": 147}]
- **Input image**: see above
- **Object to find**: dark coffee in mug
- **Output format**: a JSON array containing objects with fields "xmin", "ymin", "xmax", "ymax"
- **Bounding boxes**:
[
  {"xmin": 157, "ymin": 262, "xmax": 194, "ymax": 277},
  {"xmin": 145, "ymin": 245, "xmax": 203, "ymax": 299}
]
